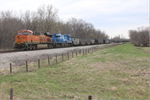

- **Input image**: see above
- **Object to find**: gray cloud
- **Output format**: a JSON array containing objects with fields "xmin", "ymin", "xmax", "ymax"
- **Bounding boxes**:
[{"xmin": 0, "ymin": 0, "xmax": 148, "ymax": 38}]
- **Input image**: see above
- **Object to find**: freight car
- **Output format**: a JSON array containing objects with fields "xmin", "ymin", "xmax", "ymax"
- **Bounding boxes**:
[
  {"xmin": 72, "ymin": 37, "xmax": 80, "ymax": 46},
  {"xmin": 78, "ymin": 38, "xmax": 95, "ymax": 45}
]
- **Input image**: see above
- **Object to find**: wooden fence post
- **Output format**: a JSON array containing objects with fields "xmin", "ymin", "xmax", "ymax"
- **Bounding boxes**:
[
  {"xmin": 87, "ymin": 49, "xmax": 88, "ymax": 54},
  {"xmin": 56, "ymin": 54, "xmax": 58, "ymax": 64},
  {"xmin": 80, "ymin": 49, "xmax": 81, "ymax": 55},
  {"xmin": 10, "ymin": 63, "xmax": 12, "ymax": 74},
  {"xmin": 83, "ymin": 49, "xmax": 85, "ymax": 55},
  {"xmin": 88, "ymin": 95, "xmax": 92, "ymax": 100},
  {"xmin": 26, "ymin": 61, "xmax": 28, "ymax": 72},
  {"xmin": 48, "ymin": 56, "xmax": 50, "ymax": 65},
  {"xmin": 83, "ymin": 49, "xmax": 84, "ymax": 55},
  {"xmin": 62, "ymin": 53, "xmax": 64, "ymax": 61},
  {"xmin": 72, "ymin": 51, "xmax": 73, "ymax": 58},
  {"xmin": 86, "ymin": 49, "xmax": 88, "ymax": 54},
  {"xmin": 10, "ymin": 88, "xmax": 13, "ymax": 100},
  {"xmin": 76, "ymin": 50, "xmax": 77, "ymax": 56},
  {"xmin": 38, "ymin": 59, "xmax": 40, "ymax": 69},
  {"xmin": 68, "ymin": 52, "xmax": 69, "ymax": 60}
]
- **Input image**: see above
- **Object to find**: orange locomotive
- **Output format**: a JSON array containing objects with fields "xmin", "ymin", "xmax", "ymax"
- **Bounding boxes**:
[{"xmin": 15, "ymin": 30, "xmax": 52, "ymax": 50}]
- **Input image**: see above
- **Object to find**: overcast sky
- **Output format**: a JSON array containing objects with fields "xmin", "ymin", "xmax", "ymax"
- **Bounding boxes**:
[{"xmin": 0, "ymin": 0, "xmax": 149, "ymax": 38}]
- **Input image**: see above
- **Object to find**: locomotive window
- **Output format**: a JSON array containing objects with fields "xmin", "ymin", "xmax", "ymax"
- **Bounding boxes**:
[
  {"xmin": 18, "ymin": 32, "xmax": 31, "ymax": 35},
  {"xmin": 56, "ymin": 35, "xmax": 60, "ymax": 37},
  {"xmin": 34, "ymin": 33, "xmax": 41, "ymax": 35}
]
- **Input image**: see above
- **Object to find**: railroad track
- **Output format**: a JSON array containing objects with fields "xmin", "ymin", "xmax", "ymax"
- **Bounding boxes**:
[
  {"xmin": 0, "ymin": 50, "xmax": 18, "ymax": 53},
  {"xmin": 0, "ymin": 45, "xmax": 93, "ymax": 54},
  {"xmin": 0, "ymin": 43, "xmax": 121, "ymax": 54}
]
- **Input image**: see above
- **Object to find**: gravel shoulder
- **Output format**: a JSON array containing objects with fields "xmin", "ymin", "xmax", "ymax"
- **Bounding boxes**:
[{"xmin": 0, "ymin": 44, "xmax": 116, "ymax": 69}]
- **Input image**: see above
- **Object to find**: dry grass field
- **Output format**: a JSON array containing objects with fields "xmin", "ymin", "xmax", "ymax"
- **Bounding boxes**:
[{"xmin": 0, "ymin": 43, "xmax": 149, "ymax": 100}]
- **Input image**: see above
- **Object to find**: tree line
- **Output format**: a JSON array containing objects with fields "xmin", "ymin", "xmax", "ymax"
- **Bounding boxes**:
[
  {"xmin": 0, "ymin": 5, "xmax": 108, "ymax": 49},
  {"xmin": 129, "ymin": 27, "xmax": 150, "ymax": 47},
  {"xmin": 110, "ymin": 36, "xmax": 129, "ymax": 43}
]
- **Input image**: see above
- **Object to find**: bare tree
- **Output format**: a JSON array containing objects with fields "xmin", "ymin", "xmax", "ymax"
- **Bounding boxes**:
[
  {"xmin": 0, "ymin": 5, "xmax": 109, "ymax": 49},
  {"xmin": 0, "ymin": 11, "xmax": 24, "ymax": 49},
  {"xmin": 129, "ymin": 27, "xmax": 150, "ymax": 46}
]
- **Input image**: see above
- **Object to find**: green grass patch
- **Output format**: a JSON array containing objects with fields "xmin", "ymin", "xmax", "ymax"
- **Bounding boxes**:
[
  {"xmin": 0, "ymin": 43, "xmax": 149, "ymax": 100},
  {"xmin": 105, "ymin": 43, "xmax": 149, "ymax": 57}
]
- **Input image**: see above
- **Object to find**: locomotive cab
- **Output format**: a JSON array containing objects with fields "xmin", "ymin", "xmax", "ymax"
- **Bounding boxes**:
[{"xmin": 15, "ymin": 30, "xmax": 33, "ymax": 44}]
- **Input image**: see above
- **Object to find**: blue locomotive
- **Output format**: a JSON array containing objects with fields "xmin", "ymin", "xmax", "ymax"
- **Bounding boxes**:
[{"xmin": 52, "ymin": 33, "xmax": 73, "ymax": 47}]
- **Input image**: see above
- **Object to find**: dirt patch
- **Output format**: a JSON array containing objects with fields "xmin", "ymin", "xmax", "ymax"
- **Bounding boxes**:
[{"xmin": 109, "ymin": 87, "xmax": 118, "ymax": 91}]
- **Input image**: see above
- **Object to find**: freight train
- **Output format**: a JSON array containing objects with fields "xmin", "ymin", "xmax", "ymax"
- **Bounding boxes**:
[{"xmin": 15, "ymin": 30, "xmax": 109, "ymax": 50}]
